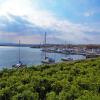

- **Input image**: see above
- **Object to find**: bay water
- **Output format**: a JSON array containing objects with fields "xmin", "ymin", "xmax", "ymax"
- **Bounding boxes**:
[{"xmin": 0, "ymin": 46, "xmax": 86, "ymax": 69}]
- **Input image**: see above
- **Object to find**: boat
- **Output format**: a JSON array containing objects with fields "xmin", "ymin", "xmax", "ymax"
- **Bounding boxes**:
[
  {"xmin": 61, "ymin": 57, "xmax": 73, "ymax": 61},
  {"xmin": 61, "ymin": 41, "xmax": 73, "ymax": 61},
  {"xmin": 41, "ymin": 32, "xmax": 55, "ymax": 64},
  {"xmin": 41, "ymin": 57, "xmax": 55, "ymax": 64},
  {"xmin": 12, "ymin": 40, "xmax": 26, "ymax": 68},
  {"xmin": 12, "ymin": 61, "xmax": 26, "ymax": 68}
]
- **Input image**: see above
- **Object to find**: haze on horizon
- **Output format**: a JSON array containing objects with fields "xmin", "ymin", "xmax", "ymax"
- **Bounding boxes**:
[{"xmin": 0, "ymin": 0, "xmax": 100, "ymax": 44}]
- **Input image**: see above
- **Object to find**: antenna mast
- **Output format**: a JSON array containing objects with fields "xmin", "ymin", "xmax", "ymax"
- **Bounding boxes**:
[
  {"xmin": 19, "ymin": 40, "xmax": 21, "ymax": 63},
  {"xmin": 44, "ymin": 32, "xmax": 47, "ymax": 59}
]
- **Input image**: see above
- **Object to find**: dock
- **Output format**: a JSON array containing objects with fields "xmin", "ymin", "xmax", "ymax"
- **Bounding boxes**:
[{"xmin": 86, "ymin": 54, "xmax": 100, "ymax": 58}]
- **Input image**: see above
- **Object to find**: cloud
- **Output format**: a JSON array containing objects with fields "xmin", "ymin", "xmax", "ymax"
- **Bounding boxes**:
[
  {"xmin": 84, "ymin": 12, "xmax": 94, "ymax": 17},
  {"xmin": 83, "ymin": 8, "xmax": 100, "ymax": 17},
  {"xmin": 0, "ymin": 0, "xmax": 100, "ymax": 44},
  {"xmin": 0, "ymin": 14, "xmax": 100, "ymax": 44},
  {"xmin": 0, "ymin": 15, "xmax": 45, "ymax": 35}
]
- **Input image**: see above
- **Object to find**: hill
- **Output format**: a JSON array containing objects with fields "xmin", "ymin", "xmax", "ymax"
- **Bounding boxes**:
[{"xmin": 0, "ymin": 58, "xmax": 100, "ymax": 100}]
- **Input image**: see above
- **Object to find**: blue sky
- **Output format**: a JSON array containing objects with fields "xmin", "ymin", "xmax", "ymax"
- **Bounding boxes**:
[{"xmin": 0, "ymin": 0, "xmax": 100, "ymax": 44}]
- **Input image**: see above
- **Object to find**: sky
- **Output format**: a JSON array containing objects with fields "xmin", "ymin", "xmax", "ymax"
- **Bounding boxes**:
[{"xmin": 0, "ymin": 0, "xmax": 100, "ymax": 44}]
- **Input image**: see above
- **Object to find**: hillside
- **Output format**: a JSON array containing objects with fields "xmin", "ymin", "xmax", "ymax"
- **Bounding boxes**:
[{"xmin": 0, "ymin": 58, "xmax": 100, "ymax": 100}]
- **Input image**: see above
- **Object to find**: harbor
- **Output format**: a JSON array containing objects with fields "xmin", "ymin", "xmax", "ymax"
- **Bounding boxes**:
[
  {"xmin": 0, "ymin": 46, "xmax": 86, "ymax": 69},
  {"xmin": 0, "ymin": 32, "xmax": 100, "ymax": 69},
  {"xmin": 1, "ymin": 40, "xmax": 100, "ymax": 69},
  {"xmin": 41, "ymin": 44, "xmax": 100, "ymax": 59}
]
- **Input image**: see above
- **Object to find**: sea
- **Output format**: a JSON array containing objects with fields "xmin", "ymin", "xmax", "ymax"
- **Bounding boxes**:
[{"xmin": 0, "ymin": 46, "xmax": 86, "ymax": 69}]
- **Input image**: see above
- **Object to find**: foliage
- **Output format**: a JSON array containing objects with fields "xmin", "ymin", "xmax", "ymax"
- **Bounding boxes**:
[{"xmin": 0, "ymin": 58, "xmax": 100, "ymax": 100}]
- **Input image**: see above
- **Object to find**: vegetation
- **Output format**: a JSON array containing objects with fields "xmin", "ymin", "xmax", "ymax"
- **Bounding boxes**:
[{"xmin": 0, "ymin": 58, "xmax": 100, "ymax": 100}]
